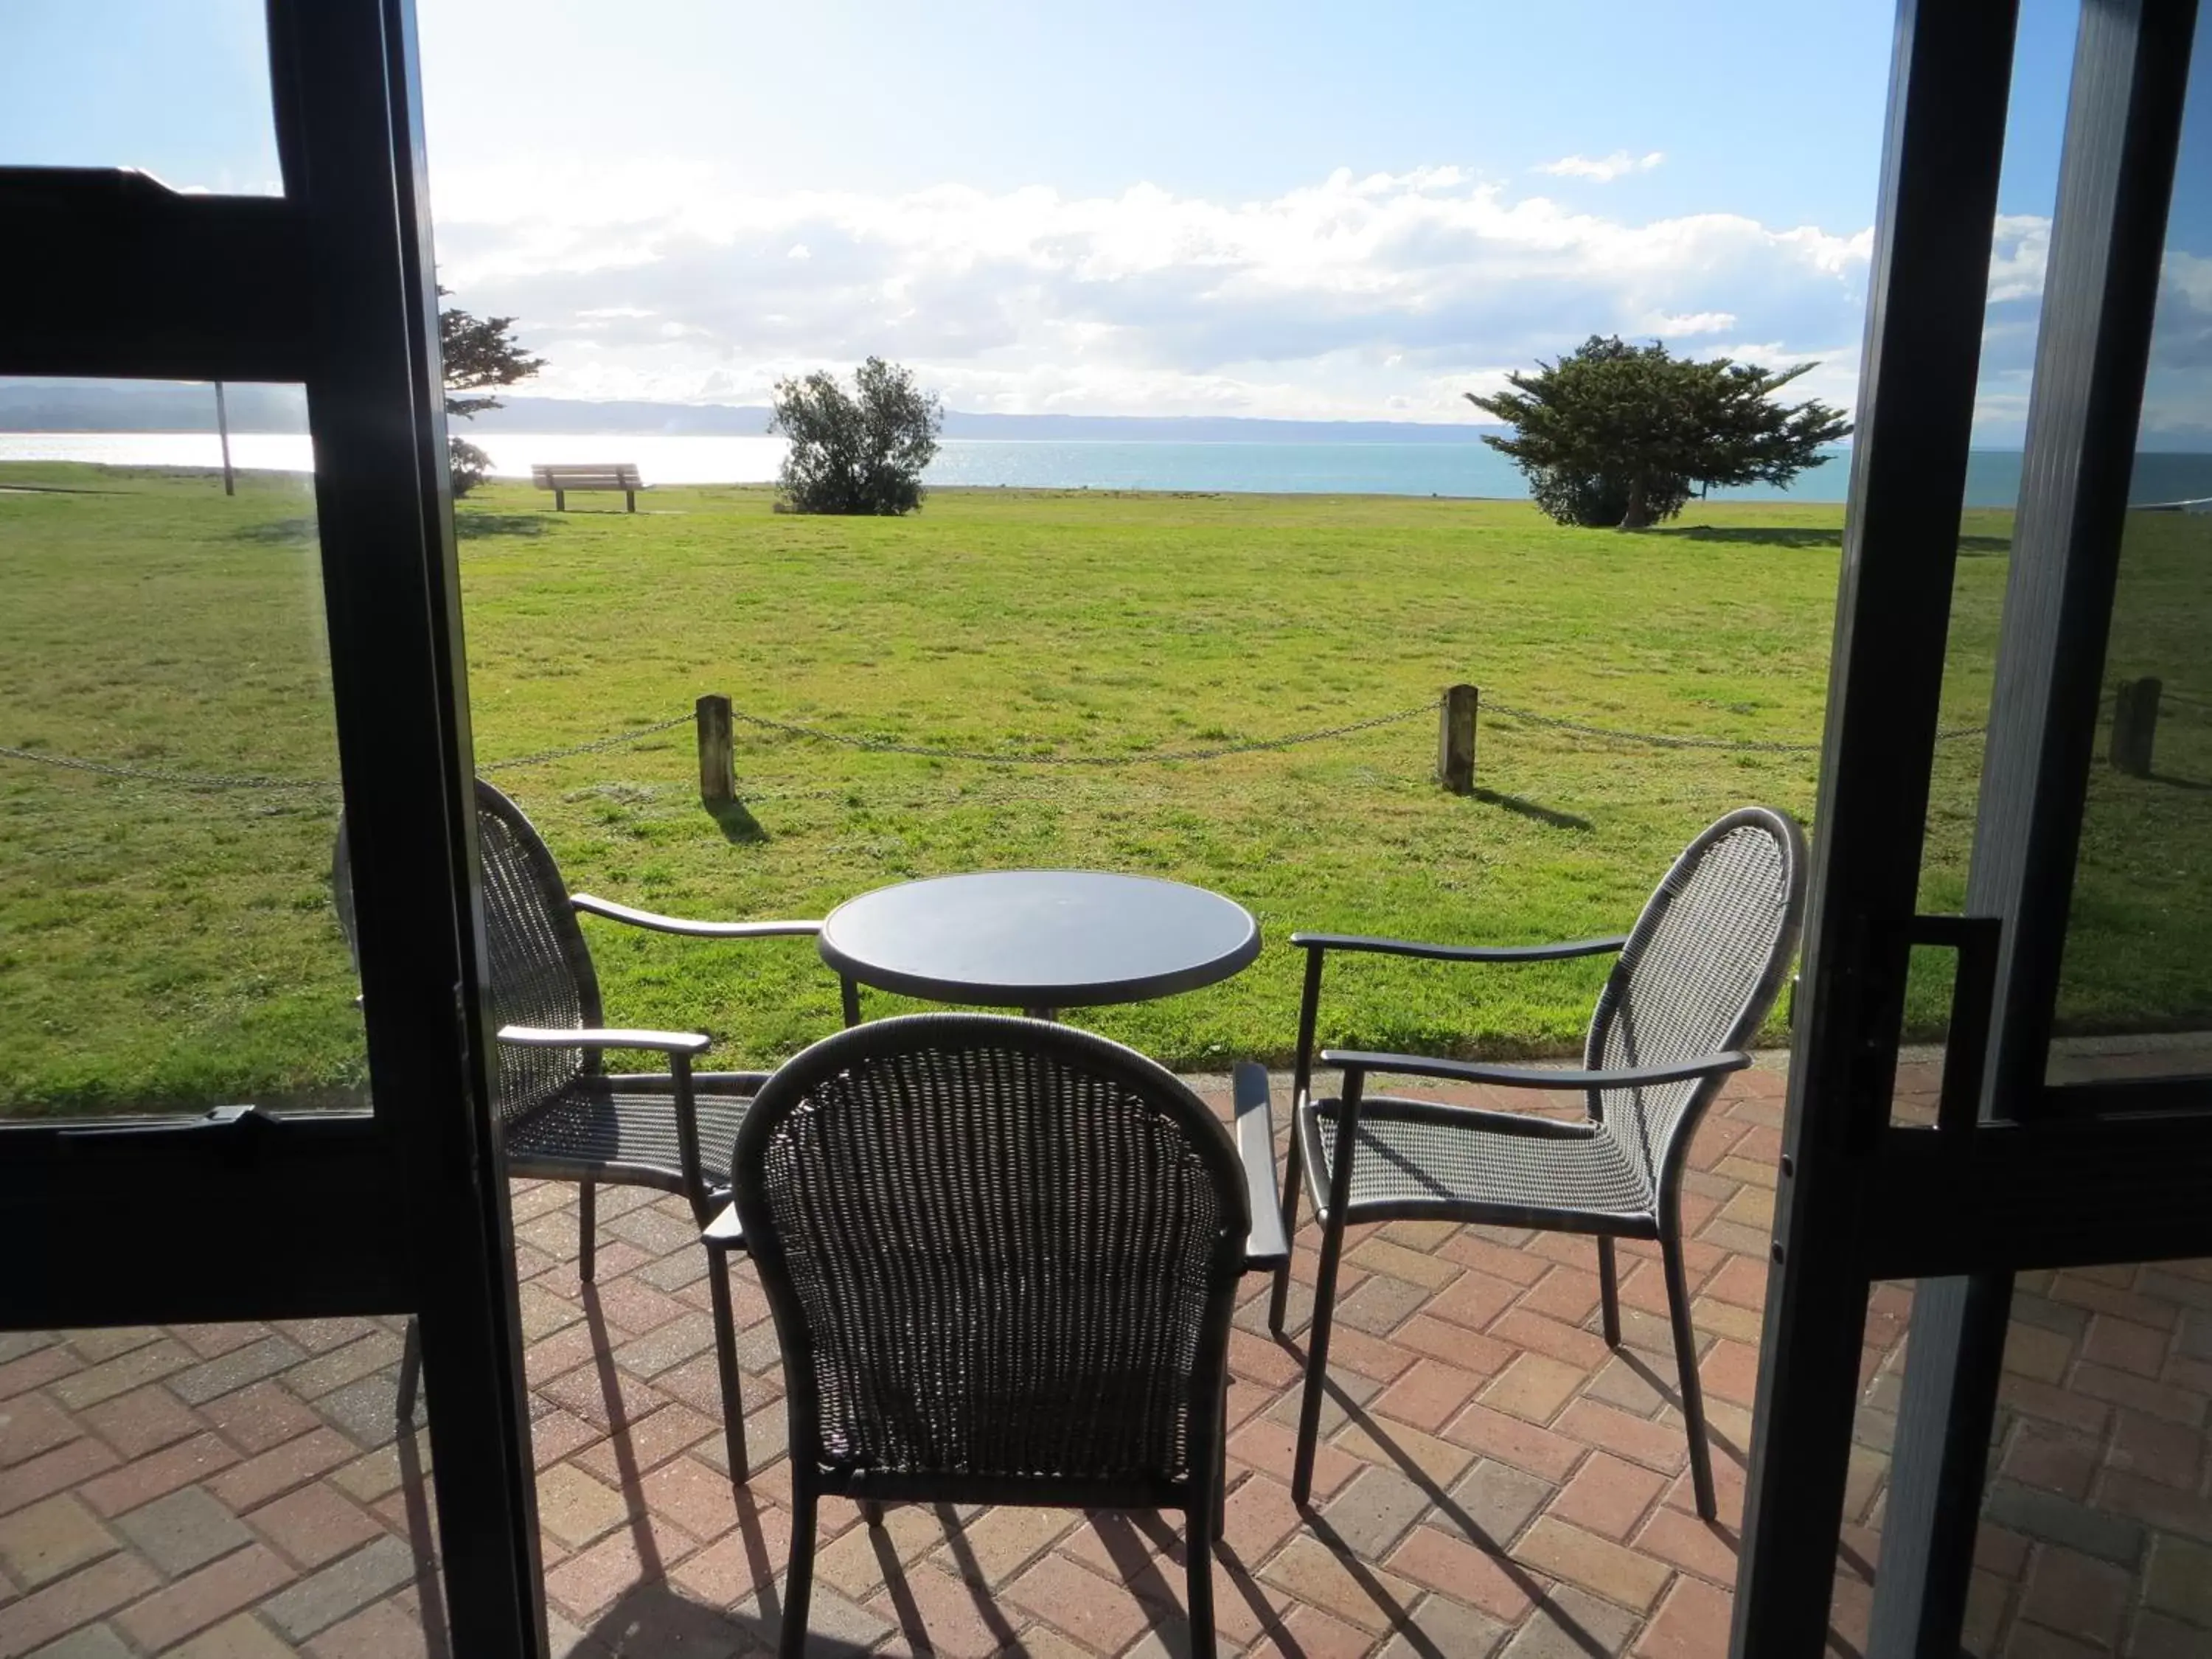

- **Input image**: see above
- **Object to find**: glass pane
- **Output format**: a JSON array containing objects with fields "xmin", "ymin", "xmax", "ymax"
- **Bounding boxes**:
[
  {"xmin": 0, "ymin": 1, "xmax": 282, "ymax": 193},
  {"xmin": 0, "ymin": 1320, "xmax": 445, "ymax": 1655},
  {"xmin": 1834, "ymin": 1279, "xmax": 1921, "ymax": 1655},
  {"xmin": 1966, "ymin": 1261, "xmax": 2212, "ymax": 1655},
  {"xmin": 1912, "ymin": 0, "xmax": 2079, "ymax": 1051},
  {"xmin": 2048, "ymin": 22, "xmax": 2212, "ymax": 1082},
  {"xmin": 0, "ymin": 387, "xmax": 361, "ymax": 1118}
]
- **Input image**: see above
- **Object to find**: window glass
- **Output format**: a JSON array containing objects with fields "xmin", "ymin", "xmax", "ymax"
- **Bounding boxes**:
[
  {"xmin": 2047, "ymin": 27, "xmax": 2212, "ymax": 1083},
  {"xmin": 0, "ymin": 1, "xmax": 282, "ymax": 193},
  {"xmin": 1965, "ymin": 1262, "xmax": 2212, "ymax": 1655},
  {"xmin": 0, "ymin": 386, "xmax": 360, "ymax": 1118},
  {"xmin": 0, "ymin": 1321, "xmax": 448, "ymax": 1653}
]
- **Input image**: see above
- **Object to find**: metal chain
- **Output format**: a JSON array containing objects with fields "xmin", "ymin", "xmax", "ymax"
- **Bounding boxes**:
[
  {"xmin": 0, "ymin": 714, "xmax": 692, "ymax": 792},
  {"xmin": 723, "ymin": 703, "xmax": 1433, "ymax": 765},
  {"xmin": 0, "ymin": 744, "xmax": 331, "ymax": 791},
  {"xmin": 1482, "ymin": 701, "xmax": 1984, "ymax": 752},
  {"xmin": 1, "ymin": 695, "xmax": 1992, "ymax": 790},
  {"xmin": 478, "ymin": 714, "xmax": 690, "ymax": 773}
]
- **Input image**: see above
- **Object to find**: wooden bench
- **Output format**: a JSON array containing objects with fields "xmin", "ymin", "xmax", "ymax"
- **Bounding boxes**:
[{"xmin": 532, "ymin": 463, "xmax": 643, "ymax": 512}]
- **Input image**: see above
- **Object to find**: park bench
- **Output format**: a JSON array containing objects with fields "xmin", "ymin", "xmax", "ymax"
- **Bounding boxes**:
[{"xmin": 532, "ymin": 462, "xmax": 642, "ymax": 512}]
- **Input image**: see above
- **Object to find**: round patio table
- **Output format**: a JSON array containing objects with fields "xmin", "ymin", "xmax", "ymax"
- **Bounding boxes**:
[{"xmin": 818, "ymin": 870, "xmax": 1261, "ymax": 1020}]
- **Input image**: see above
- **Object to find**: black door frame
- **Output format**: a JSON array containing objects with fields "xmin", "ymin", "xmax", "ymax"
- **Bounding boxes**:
[
  {"xmin": 1734, "ymin": 1, "xmax": 2212, "ymax": 1654},
  {"xmin": 0, "ymin": 2, "xmax": 544, "ymax": 1654}
]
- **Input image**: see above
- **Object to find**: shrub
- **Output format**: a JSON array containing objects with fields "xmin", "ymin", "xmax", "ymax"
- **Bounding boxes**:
[{"xmin": 771, "ymin": 358, "xmax": 943, "ymax": 515}]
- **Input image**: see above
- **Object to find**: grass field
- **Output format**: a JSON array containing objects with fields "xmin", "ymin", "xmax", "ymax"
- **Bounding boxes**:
[{"xmin": 1, "ymin": 463, "xmax": 2204, "ymax": 1114}]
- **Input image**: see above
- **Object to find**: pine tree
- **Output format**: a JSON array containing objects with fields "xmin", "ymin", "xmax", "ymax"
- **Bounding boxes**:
[
  {"xmin": 439, "ymin": 292, "xmax": 544, "ymax": 498},
  {"xmin": 1467, "ymin": 335, "xmax": 1851, "ymax": 529}
]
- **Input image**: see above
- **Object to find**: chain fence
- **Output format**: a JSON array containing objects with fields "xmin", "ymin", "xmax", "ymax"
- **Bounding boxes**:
[
  {"xmin": 720, "ymin": 702, "xmax": 1433, "ymax": 765},
  {"xmin": 0, "ymin": 713, "xmax": 691, "ymax": 793},
  {"xmin": 1483, "ymin": 700, "xmax": 1986, "ymax": 753},
  {"xmin": 0, "ymin": 692, "xmax": 1993, "ymax": 792},
  {"xmin": 476, "ymin": 713, "xmax": 691, "ymax": 773}
]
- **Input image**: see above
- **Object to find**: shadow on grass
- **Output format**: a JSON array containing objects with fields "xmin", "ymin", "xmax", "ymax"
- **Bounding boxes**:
[
  {"xmin": 455, "ymin": 513, "xmax": 549, "ymax": 540},
  {"xmin": 1472, "ymin": 787, "xmax": 1594, "ymax": 832},
  {"xmin": 1650, "ymin": 525, "xmax": 1843, "ymax": 550},
  {"xmin": 231, "ymin": 515, "xmax": 319, "ymax": 545},
  {"xmin": 1650, "ymin": 524, "xmax": 2014, "ymax": 556},
  {"xmin": 708, "ymin": 797, "xmax": 770, "ymax": 844}
]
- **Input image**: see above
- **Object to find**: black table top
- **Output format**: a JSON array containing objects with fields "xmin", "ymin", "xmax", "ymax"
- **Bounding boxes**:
[{"xmin": 818, "ymin": 870, "xmax": 1261, "ymax": 1010}]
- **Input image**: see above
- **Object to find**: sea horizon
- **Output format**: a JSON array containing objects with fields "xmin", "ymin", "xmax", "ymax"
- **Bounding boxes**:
[{"xmin": 9, "ymin": 431, "xmax": 2212, "ymax": 509}]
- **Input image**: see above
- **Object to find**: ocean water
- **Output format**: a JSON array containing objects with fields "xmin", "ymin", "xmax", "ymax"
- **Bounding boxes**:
[{"xmin": 9, "ymin": 431, "xmax": 2212, "ymax": 509}]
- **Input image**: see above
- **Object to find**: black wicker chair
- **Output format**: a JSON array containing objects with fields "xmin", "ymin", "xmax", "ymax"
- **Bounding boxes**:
[
  {"xmin": 334, "ymin": 778, "xmax": 827, "ymax": 1477},
  {"xmin": 1270, "ymin": 807, "xmax": 1806, "ymax": 1519},
  {"xmin": 712, "ymin": 1015, "xmax": 1287, "ymax": 1659}
]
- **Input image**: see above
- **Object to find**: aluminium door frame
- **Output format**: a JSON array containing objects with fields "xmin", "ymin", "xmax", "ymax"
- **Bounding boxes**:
[
  {"xmin": 1733, "ymin": 1, "xmax": 2212, "ymax": 1655},
  {"xmin": 0, "ymin": 2, "xmax": 545, "ymax": 1654}
]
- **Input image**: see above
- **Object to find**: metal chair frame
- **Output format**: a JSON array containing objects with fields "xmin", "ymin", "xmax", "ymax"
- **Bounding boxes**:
[
  {"xmin": 337, "ymin": 779, "xmax": 824, "ymax": 1478},
  {"xmin": 1269, "ymin": 807, "xmax": 1807, "ymax": 1519}
]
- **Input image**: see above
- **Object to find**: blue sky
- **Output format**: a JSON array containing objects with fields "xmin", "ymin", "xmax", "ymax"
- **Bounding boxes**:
[{"xmin": 0, "ymin": 1, "xmax": 2124, "ymax": 431}]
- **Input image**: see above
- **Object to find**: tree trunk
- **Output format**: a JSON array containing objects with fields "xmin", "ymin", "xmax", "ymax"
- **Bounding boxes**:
[{"xmin": 1619, "ymin": 473, "xmax": 1653, "ymax": 529}]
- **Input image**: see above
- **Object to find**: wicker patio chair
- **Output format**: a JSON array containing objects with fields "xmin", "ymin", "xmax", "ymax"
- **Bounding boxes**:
[
  {"xmin": 710, "ymin": 1015, "xmax": 1287, "ymax": 1659},
  {"xmin": 334, "ymin": 778, "xmax": 826, "ymax": 1478},
  {"xmin": 1269, "ymin": 807, "xmax": 1806, "ymax": 1519}
]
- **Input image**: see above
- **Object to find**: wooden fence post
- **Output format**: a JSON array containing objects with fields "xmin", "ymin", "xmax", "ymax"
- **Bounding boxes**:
[
  {"xmin": 697, "ymin": 693, "xmax": 734, "ymax": 804},
  {"xmin": 2111, "ymin": 677, "xmax": 2161, "ymax": 776},
  {"xmin": 1437, "ymin": 684, "xmax": 1478, "ymax": 795}
]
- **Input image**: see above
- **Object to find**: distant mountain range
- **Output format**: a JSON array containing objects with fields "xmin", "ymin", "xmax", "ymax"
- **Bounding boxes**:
[{"xmin": 0, "ymin": 380, "xmax": 1505, "ymax": 444}]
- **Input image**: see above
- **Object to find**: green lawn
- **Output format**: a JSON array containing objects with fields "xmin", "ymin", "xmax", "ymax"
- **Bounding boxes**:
[{"xmin": 1, "ymin": 464, "xmax": 2202, "ymax": 1115}]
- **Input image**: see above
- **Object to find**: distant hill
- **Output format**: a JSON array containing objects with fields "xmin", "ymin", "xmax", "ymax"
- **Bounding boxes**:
[
  {"xmin": 0, "ymin": 380, "xmax": 311, "ymax": 432},
  {"xmin": 0, "ymin": 380, "xmax": 1503, "ymax": 444}
]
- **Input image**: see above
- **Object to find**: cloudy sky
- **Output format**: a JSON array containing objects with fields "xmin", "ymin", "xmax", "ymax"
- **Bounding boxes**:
[{"xmin": 0, "ymin": 0, "xmax": 2132, "ymax": 435}]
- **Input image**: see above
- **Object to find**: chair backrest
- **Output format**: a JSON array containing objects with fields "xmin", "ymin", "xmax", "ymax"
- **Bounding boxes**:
[
  {"xmin": 731, "ymin": 1015, "xmax": 1249, "ymax": 1500},
  {"xmin": 1583, "ymin": 807, "xmax": 1806, "ymax": 1206},
  {"xmin": 333, "ymin": 779, "xmax": 605, "ymax": 1127}
]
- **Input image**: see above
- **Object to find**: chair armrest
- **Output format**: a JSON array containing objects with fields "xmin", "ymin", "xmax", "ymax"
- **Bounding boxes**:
[
  {"xmin": 571, "ymin": 893, "xmax": 823, "ymax": 939},
  {"xmin": 1232, "ymin": 1062, "xmax": 1288, "ymax": 1273},
  {"xmin": 1320, "ymin": 1049, "xmax": 1753, "ymax": 1092},
  {"xmin": 701, "ymin": 1202, "xmax": 745, "ymax": 1251},
  {"xmin": 498, "ymin": 1024, "xmax": 712, "ymax": 1057},
  {"xmin": 1315, "ymin": 1093, "xmax": 1598, "ymax": 1138},
  {"xmin": 1290, "ymin": 931, "xmax": 1629, "ymax": 963}
]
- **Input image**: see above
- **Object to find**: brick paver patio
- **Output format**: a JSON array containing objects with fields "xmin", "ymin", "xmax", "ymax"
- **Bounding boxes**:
[{"xmin": 3, "ymin": 1060, "xmax": 2208, "ymax": 1658}]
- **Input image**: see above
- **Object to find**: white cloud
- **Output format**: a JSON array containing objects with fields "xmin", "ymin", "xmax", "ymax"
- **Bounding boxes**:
[
  {"xmin": 428, "ymin": 162, "xmax": 1871, "ymax": 420},
  {"xmin": 1986, "ymin": 214, "xmax": 2051, "ymax": 305},
  {"xmin": 1532, "ymin": 150, "xmax": 1665, "ymax": 183},
  {"xmin": 1646, "ymin": 310, "xmax": 1739, "ymax": 335}
]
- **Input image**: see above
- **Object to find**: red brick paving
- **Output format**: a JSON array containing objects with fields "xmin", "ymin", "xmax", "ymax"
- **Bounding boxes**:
[{"xmin": 3, "ymin": 1061, "xmax": 2209, "ymax": 1655}]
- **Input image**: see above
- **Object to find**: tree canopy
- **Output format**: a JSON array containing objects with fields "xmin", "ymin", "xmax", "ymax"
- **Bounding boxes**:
[
  {"xmin": 770, "ymin": 357, "xmax": 943, "ymax": 515},
  {"xmin": 439, "ymin": 291, "xmax": 543, "ymax": 498},
  {"xmin": 1466, "ymin": 335, "xmax": 1851, "ymax": 529}
]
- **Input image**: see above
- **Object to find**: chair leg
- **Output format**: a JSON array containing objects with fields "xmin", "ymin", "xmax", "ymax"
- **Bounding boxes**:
[
  {"xmin": 1660, "ymin": 1228, "xmax": 1717, "ymax": 1520},
  {"xmin": 779, "ymin": 1489, "xmax": 818, "ymax": 1659},
  {"xmin": 705, "ymin": 1243, "xmax": 748, "ymax": 1484},
  {"xmin": 1213, "ymin": 1382, "xmax": 1229, "ymax": 1537},
  {"xmin": 394, "ymin": 1316, "xmax": 422, "ymax": 1424},
  {"xmin": 1268, "ymin": 1125, "xmax": 1304, "ymax": 1335},
  {"xmin": 860, "ymin": 1500, "xmax": 884, "ymax": 1528},
  {"xmin": 1184, "ymin": 1493, "xmax": 1218, "ymax": 1659},
  {"xmin": 577, "ymin": 1180, "xmax": 597, "ymax": 1284},
  {"xmin": 1290, "ymin": 1204, "xmax": 1349, "ymax": 1508},
  {"xmin": 1597, "ymin": 1236, "xmax": 1622, "ymax": 1348}
]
